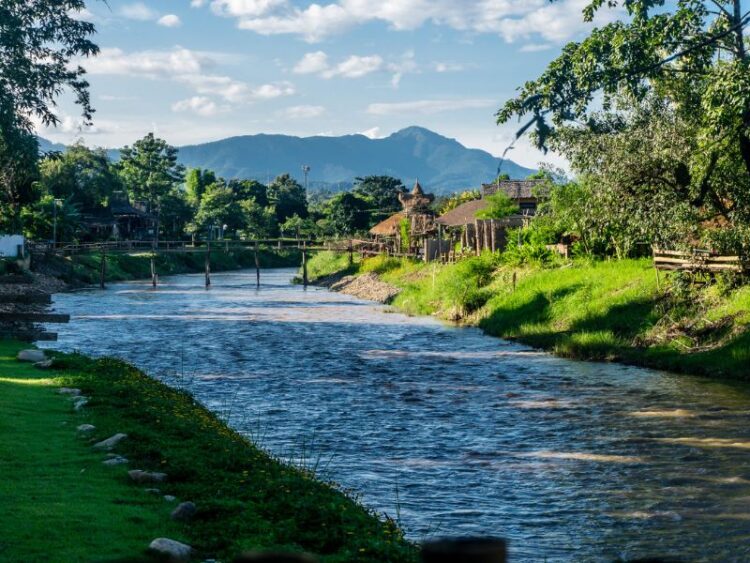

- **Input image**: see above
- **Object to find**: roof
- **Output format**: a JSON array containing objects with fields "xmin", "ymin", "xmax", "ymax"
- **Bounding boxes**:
[
  {"xmin": 369, "ymin": 212, "xmax": 405, "ymax": 236},
  {"xmin": 436, "ymin": 198, "xmax": 528, "ymax": 227},
  {"xmin": 482, "ymin": 179, "xmax": 544, "ymax": 200},
  {"xmin": 411, "ymin": 179, "xmax": 424, "ymax": 195},
  {"xmin": 436, "ymin": 199, "xmax": 488, "ymax": 227}
]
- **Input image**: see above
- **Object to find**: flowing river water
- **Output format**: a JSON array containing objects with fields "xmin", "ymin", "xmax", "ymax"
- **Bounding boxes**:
[{"xmin": 43, "ymin": 269, "xmax": 750, "ymax": 562}]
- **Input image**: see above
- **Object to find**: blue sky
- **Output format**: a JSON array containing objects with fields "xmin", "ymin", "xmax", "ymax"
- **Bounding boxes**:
[{"xmin": 37, "ymin": 0, "xmax": 619, "ymax": 169}]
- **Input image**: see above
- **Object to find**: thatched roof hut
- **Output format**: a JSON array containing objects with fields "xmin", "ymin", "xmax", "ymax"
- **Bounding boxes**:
[{"xmin": 369, "ymin": 211, "xmax": 406, "ymax": 237}]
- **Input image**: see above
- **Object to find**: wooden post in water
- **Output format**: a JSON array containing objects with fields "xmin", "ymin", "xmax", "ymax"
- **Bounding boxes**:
[
  {"xmin": 254, "ymin": 240, "xmax": 260, "ymax": 288},
  {"xmin": 151, "ymin": 254, "xmax": 157, "ymax": 288},
  {"xmin": 302, "ymin": 240, "xmax": 308, "ymax": 287},
  {"xmin": 205, "ymin": 241, "xmax": 211, "ymax": 289},
  {"xmin": 99, "ymin": 246, "xmax": 107, "ymax": 289}
]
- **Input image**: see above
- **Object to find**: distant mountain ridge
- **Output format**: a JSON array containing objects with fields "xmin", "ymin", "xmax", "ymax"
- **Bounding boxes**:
[{"xmin": 38, "ymin": 126, "xmax": 536, "ymax": 194}]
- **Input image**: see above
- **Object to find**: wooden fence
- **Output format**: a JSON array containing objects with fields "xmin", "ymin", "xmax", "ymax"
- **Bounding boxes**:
[{"xmin": 653, "ymin": 248, "xmax": 749, "ymax": 273}]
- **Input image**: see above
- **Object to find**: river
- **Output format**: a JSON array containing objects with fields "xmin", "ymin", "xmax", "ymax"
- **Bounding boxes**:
[{"xmin": 43, "ymin": 269, "xmax": 750, "ymax": 561}]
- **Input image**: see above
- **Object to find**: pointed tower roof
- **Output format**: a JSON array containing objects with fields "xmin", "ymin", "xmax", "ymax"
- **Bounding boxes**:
[{"xmin": 412, "ymin": 179, "xmax": 424, "ymax": 195}]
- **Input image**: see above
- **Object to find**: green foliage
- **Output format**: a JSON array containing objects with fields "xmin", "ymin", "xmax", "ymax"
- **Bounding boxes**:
[
  {"xmin": 20, "ymin": 195, "xmax": 81, "ymax": 242},
  {"xmin": 399, "ymin": 218, "xmax": 410, "ymax": 252},
  {"xmin": 118, "ymin": 133, "xmax": 185, "ymax": 217},
  {"xmin": 324, "ymin": 192, "xmax": 370, "ymax": 236},
  {"xmin": 267, "ymin": 174, "xmax": 307, "ymax": 223},
  {"xmin": 475, "ymin": 191, "xmax": 519, "ymax": 220},
  {"xmin": 185, "ymin": 168, "xmax": 216, "ymax": 207},
  {"xmin": 38, "ymin": 143, "xmax": 121, "ymax": 213},
  {"xmin": 0, "ymin": 1, "xmax": 98, "ymax": 131},
  {"xmin": 352, "ymin": 175, "xmax": 405, "ymax": 222}
]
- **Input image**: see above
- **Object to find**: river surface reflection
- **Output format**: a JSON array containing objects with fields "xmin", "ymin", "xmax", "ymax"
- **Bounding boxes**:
[{"xmin": 44, "ymin": 269, "xmax": 750, "ymax": 561}]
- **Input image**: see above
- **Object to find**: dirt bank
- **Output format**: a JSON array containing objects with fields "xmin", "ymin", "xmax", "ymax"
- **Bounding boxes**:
[{"xmin": 319, "ymin": 272, "xmax": 401, "ymax": 304}]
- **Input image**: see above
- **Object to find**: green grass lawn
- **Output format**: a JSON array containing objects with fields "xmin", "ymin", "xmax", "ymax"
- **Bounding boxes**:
[
  {"xmin": 0, "ymin": 340, "xmax": 416, "ymax": 562},
  {"xmin": 306, "ymin": 252, "xmax": 750, "ymax": 380}
]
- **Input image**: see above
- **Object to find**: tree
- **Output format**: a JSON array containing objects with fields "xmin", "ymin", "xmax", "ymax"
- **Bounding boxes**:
[
  {"xmin": 20, "ymin": 195, "xmax": 81, "ymax": 242},
  {"xmin": 267, "ymin": 174, "xmax": 307, "ymax": 222},
  {"xmin": 239, "ymin": 199, "xmax": 277, "ymax": 239},
  {"xmin": 0, "ymin": 114, "xmax": 39, "ymax": 231},
  {"xmin": 229, "ymin": 179, "xmax": 268, "ymax": 208},
  {"xmin": 118, "ymin": 134, "xmax": 184, "ymax": 243},
  {"xmin": 325, "ymin": 192, "xmax": 371, "ymax": 236},
  {"xmin": 475, "ymin": 192, "xmax": 519, "ymax": 220},
  {"xmin": 0, "ymin": 1, "xmax": 98, "ymax": 131},
  {"xmin": 498, "ymin": 0, "xmax": 750, "ymax": 200},
  {"xmin": 38, "ymin": 143, "xmax": 120, "ymax": 213},
  {"xmin": 190, "ymin": 182, "xmax": 248, "ymax": 238},
  {"xmin": 184, "ymin": 168, "xmax": 216, "ymax": 207},
  {"xmin": 352, "ymin": 175, "xmax": 406, "ymax": 220},
  {"xmin": 280, "ymin": 214, "xmax": 317, "ymax": 239}
]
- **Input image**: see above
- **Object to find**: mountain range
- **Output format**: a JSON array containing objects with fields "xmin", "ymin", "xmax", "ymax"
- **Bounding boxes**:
[{"xmin": 38, "ymin": 126, "xmax": 536, "ymax": 195}]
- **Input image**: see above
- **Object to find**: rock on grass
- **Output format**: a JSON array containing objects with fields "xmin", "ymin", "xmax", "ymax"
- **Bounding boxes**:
[
  {"xmin": 92, "ymin": 433, "xmax": 127, "ymax": 450},
  {"xmin": 128, "ymin": 469, "xmax": 167, "ymax": 484},
  {"xmin": 148, "ymin": 538, "xmax": 193, "ymax": 561}
]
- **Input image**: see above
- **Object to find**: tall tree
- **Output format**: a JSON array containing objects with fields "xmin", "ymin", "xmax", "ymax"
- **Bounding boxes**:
[
  {"xmin": 498, "ymin": 0, "xmax": 750, "ymax": 196},
  {"xmin": 0, "ymin": 0, "xmax": 98, "ymax": 228},
  {"xmin": 118, "ymin": 133, "xmax": 184, "ymax": 244},
  {"xmin": 352, "ymin": 175, "xmax": 406, "ymax": 219},
  {"xmin": 267, "ymin": 173, "xmax": 307, "ymax": 222},
  {"xmin": 184, "ymin": 168, "xmax": 216, "ymax": 207}
]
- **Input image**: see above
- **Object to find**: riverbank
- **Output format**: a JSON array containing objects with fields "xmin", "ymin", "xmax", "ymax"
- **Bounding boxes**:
[
  {"xmin": 28, "ymin": 247, "xmax": 302, "ymax": 290},
  {"xmin": 0, "ymin": 339, "xmax": 415, "ymax": 561},
  {"xmin": 307, "ymin": 252, "xmax": 750, "ymax": 380}
]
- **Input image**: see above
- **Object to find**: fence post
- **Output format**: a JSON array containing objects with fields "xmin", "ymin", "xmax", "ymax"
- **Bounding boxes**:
[
  {"xmin": 474, "ymin": 220, "xmax": 481, "ymax": 256},
  {"xmin": 490, "ymin": 220, "xmax": 496, "ymax": 253},
  {"xmin": 205, "ymin": 241, "xmax": 211, "ymax": 289},
  {"xmin": 302, "ymin": 240, "xmax": 308, "ymax": 287},
  {"xmin": 151, "ymin": 254, "xmax": 157, "ymax": 288},
  {"xmin": 99, "ymin": 246, "xmax": 106, "ymax": 289},
  {"xmin": 349, "ymin": 239, "xmax": 354, "ymax": 266},
  {"xmin": 254, "ymin": 240, "xmax": 260, "ymax": 288}
]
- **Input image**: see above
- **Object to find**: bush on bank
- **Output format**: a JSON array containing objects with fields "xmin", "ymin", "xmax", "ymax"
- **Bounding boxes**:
[{"xmin": 307, "ymin": 252, "xmax": 750, "ymax": 380}]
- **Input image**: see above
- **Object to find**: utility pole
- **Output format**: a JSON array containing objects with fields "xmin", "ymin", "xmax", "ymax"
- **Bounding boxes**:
[
  {"xmin": 52, "ymin": 198, "xmax": 62, "ymax": 246},
  {"xmin": 301, "ymin": 165, "xmax": 311, "ymax": 191}
]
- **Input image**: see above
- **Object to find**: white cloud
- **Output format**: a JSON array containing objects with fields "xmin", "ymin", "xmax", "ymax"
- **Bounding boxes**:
[
  {"xmin": 281, "ymin": 105, "xmax": 326, "ymax": 119},
  {"xmin": 120, "ymin": 2, "xmax": 159, "ymax": 21},
  {"xmin": 433, "ymin": 61, "xmax": 463, "ymax": 72},
  {"xmin": 360, "ymin": 126, "xmax": 384, "ymax": 139},
  {"xmin": 387, "ymin": 50, "xmax": 417, "ymax": 87},
  {"xmin": 158, "ymin": 14, "xmax": 182, "ymax": 27},
  {"xmin": 251, "ymin": 82, "xmax": 296, "ymax": 99},
  {"xmin": 191, "ymin": 0, "xmax": 207, "ymax": 6},
  {"xmin": 210, "ymin": 0, "xmax": 287, "ymax": 17},
  {"xmin": 367, "ymin": 98, "xmax": 496, "ymax": 116},
  {"xmin": 293, "ymin": 51, "xmax": 329, "ymax": 74},
  {"xmin": 172, "ymin": 96, "xmax": 225, "ymax": 116},
  {"xmin": 84, "ymin": 47, "xmax": 294, "ymax": 105},
  {"xmin": 211, "ymin": 0, "xmax": 618, "ymax": 44},
  {"xmin": 323, "ymin": 55, "xmax": 383, "ymax": 78}
]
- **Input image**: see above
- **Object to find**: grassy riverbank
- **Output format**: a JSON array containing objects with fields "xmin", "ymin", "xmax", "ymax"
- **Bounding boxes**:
[
  {"xmin": 0, "ymin": 340, "xmax": 415, "ymax": 561},
  {"xmin": 308, "ymin": 252, "xmax": 750, "ymax": 380},
  {"xmin": 34, "ymin": 248, "xmax": 302, "ymax": 287}
]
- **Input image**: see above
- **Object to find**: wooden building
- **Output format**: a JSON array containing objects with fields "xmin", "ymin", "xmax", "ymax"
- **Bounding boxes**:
[{"xmin": 369, "ymin": 180, "xmax": 436, "ymax": 255}]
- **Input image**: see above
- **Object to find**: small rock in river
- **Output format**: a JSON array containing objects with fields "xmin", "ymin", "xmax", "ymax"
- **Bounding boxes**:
[
  {"xmin": 93, "ymin": 433, "xmax": 127, "ymax": 450},
  {"xmin": 148, "ymin": 538, "xmax": 193, "ymax": 561},
  {"xmin": 129, "ymin": 469, "xmax": 168, "ymax": 484},
  {"xmin": 171, "ymin": 501, "xmax": 196, "ymax": 521},
  {"xmin": 17, "ymin": 349, "xmax": 46, "ymax": 363},
  {"xmin": 59, "ymin": 387, "xmax": 81, "ymax": 396}
]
